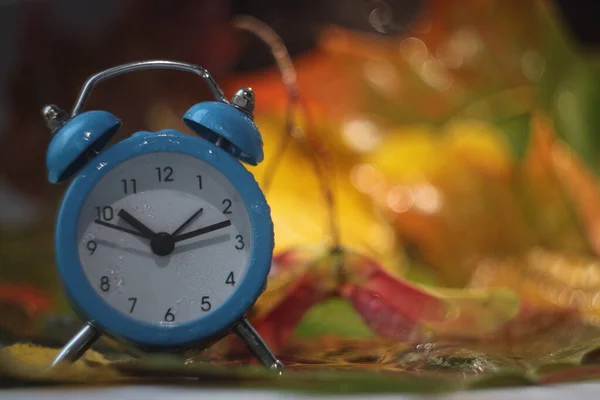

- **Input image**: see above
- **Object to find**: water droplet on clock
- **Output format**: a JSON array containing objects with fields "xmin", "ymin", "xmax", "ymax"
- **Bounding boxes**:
[
  {"xmin": 206, "ymin": 149, "xmax": 219, "ymax": 162},
  {"xmin": 251, "ymin": 202, "xmax": 264, "ymax": 216}
]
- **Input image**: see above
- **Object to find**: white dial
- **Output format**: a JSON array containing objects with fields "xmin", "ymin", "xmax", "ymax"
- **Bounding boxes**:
[{"xmin": 76, "ymin": 152, "xmax": 252, "ymax": 325}]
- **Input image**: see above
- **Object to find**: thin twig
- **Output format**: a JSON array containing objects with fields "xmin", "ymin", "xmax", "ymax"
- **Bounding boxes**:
[{"xmin": 233, "ymin": 15, "xmax": 341, "ymax": 251}]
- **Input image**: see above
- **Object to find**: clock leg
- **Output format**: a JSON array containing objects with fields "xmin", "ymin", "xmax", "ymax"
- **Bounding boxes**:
[
  {"xmin": 233, "ymin": 318, "xmax": 284, "ymax": 372},
  {"xmin": 51, "ymin": 322, "xmax": 101, "ymax": 367}
]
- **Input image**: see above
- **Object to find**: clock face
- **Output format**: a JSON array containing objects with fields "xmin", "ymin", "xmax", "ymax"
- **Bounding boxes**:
[{"xmin": 76, "ymin": 152, "xmax": 253, "ymax": 325}]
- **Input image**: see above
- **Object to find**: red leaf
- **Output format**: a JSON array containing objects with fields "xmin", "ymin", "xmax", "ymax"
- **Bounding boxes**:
[
  {"xmin": 346, "ymin": 255, "xmax": 451, "ymax": 323},
  {"xmin": 0, "ymin": 283, "xmax": 53, "ymax": 316},
  {"xmin": 252, "ymin": 272, "xmax": 330, "ymax": 350},
  {"xmin": 340, "ymin": 283, "xmax": 424, "ymax": 342},
  {"xmin": 539, "ymin": 365, "xmax": 600, "ymax": 384}
]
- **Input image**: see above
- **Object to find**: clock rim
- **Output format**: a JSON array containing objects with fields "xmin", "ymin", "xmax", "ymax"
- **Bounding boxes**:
[{"xmin": 55, "ymin": 130, "xmax": 274, "ymax": 348}]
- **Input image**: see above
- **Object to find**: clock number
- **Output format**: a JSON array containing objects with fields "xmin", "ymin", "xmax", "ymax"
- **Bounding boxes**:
[
  {"xmin": 100, "ymin": 276, "xmax": 110, "ymax": 292},
  {"xmin": 226, "ymin": 272, "xmax": 236, "ymax": 286},
  {"xmin": 164, "ymin": 308, "xmax": 175, "ymax": 322},
  {"xmin": 95, "ymin": 206, "xmax": 114, "ymax": 221},
  {"xmin": 196, "ymin": 175, "xmax": 203, "ymax": 190},
  {"xmin": 87, "ymin": 240, "xmax": 97, "ymax": 255},
  {"xmin": 156, "ymin": 166, "xmax": 174, "ymax": 182},
  {"xmin": 222, "ymin": 199, "xmax": 232, "ymax": 214},
  {"xmin": 235, "ymin": 235, "xmax": 244, "ymax": 250},
  {"xmin": 121, "ymin": 178, "xmax": 137, "ymax": 194},
  {"xmin": 128, "ymin": 297, "xmax": 137, "ymax": 313},
  {"xmin": 201, "ymin": 296, "xmax": 212, "ymax": 312}
]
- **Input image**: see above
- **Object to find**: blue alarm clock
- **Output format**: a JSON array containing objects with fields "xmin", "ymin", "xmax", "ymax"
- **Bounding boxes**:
[{"xmin": 42, "ymin": 60, "xmax": 282, "ymax": 370}]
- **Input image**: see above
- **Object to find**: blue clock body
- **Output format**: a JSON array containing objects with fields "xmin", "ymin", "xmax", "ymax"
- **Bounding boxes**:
[{"xmin": 46, "ymin": 100, "xmax": 274, "ymax": 349}]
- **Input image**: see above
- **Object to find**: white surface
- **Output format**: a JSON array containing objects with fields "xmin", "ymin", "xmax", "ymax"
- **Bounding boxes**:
[
  {"xmin": 1, "ymin": 383, "xmax": 600, "ymax": 399},
  {"xmin": 77, "ymin": 152, "xmax": 252, "ymax": 324}
]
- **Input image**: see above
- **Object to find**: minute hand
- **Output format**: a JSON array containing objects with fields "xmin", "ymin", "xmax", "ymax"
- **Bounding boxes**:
[{"xmin": 172, "ymin": 220, "xmax": 232, "ymax": 243}]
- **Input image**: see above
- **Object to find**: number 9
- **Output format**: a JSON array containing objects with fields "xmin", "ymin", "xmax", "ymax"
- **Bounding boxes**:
[{"xmin": 87, "ymin": 240, "xmax": 97, "ymax": 255}]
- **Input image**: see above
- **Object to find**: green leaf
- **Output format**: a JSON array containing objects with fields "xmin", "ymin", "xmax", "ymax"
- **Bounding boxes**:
[
  {"xmin": 532, "ymin": 2, "xmax": 600, "ymax": 173},
  {"xmin": 548, "ymin": 63, "xmax": 600, "ymax": 173},
  {"xmin": 535, "ymin": 362, "xmax": 580, "ymax": 375},
  {"xmin": 115, "ymin": 356, "xmax": 459, "ymax": 394},
  {"xmin": 496, "ymin": 113, "xmax": 532, "ymax": 160},
  {"xmin": 294, "ymin": 298, "xmax": 374, "ymax": 339}
]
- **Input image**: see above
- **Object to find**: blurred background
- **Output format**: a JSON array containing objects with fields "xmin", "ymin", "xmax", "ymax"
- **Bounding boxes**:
[{"xmin": 2, "ymin": 0, "xmax": 600, "ymax": 365}]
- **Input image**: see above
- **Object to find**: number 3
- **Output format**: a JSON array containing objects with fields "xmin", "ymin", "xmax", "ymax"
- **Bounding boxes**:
[{"xmin": 235, "ymin": 235, "xmax": 244, "ymax": 250}]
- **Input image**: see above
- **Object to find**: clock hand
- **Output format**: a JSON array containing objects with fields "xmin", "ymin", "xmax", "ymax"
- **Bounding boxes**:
[
  {"xmin": 172, "ymin": 220, "xmax": 232, "ymax": 243},
  {"xmin": 118, "ymin": 209, "xmax": 157, "ymax": 238},
  {"xmin": 171, "ymin": 208, "xmax": 204, "ymax": 236},
  {"xmin": 94, "ymin": 219, "xmax": 151, "ymax": 238}
]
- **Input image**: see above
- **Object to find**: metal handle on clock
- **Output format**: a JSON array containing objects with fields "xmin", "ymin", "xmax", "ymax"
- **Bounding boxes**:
[{"xmin": 71, "ymin": 60, "xmax": 228, "ymax": 117}]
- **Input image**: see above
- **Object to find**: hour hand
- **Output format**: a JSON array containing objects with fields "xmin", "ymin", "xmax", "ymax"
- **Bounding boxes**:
[
  {"xmin": 93, "ymin": 219, "xmax": 150, "ymax": 239},
  {"xmin": 118, "ymin": 209, "xmax": 156, "ymax": 238}
]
